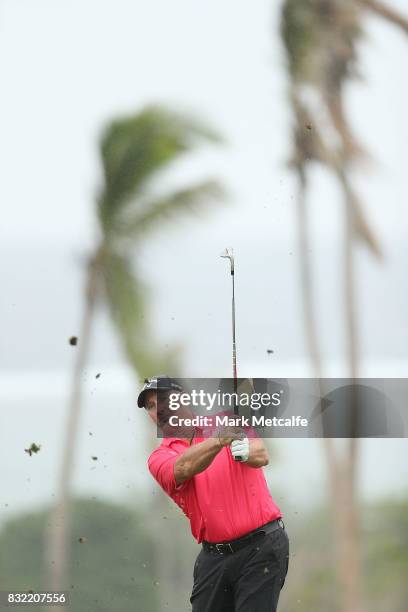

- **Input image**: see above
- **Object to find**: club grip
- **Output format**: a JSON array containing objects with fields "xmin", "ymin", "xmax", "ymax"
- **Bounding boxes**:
[{"xmin": 232, "ymin": 428, "xmax": 245, "ymax": 461}]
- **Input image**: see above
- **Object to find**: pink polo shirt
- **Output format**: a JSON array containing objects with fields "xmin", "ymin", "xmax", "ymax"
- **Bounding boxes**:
[{"xmin": 148, "ymin": 435, "xmax": 282, "ymax": 543}]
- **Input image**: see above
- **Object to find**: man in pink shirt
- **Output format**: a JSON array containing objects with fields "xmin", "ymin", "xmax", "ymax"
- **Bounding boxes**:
[{"xmin": 138, "ymin": 375, "xmax": 289, "ymax": 612}]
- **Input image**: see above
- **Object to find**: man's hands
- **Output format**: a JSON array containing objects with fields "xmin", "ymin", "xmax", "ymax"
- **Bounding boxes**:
[
  {"xmin": 216, "ymin": 427, "xmax": 250, "ymax": 462},
  {"xmin": 221, "ymin": 429, "xmax": 269, "ymax": 467},
  {"xmin": 216, "ymin": 427, "xmax": 243, "ymax": 448},
  {"xmin": 174, "ymin": 430, "xmax": 270, "ymax": 485},
  {"xmin": 230, "ymin": 437, "xmax": 250, "ymax": 462}
]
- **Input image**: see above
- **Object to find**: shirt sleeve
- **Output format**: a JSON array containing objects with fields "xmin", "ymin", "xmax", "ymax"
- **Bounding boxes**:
[{"xmin": 148, "ymin": 443, "xmax": 188, "ymax": 497}]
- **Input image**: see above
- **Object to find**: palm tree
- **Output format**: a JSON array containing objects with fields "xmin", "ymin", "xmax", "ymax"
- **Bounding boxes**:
[
  {"xmin": 281, "ymin": 1, "xmax": 408, "ymax": 611},
  {"xmin": 359, "ymin": 0, "xmax": 408, "ymax": 34},
  {"xmin": 45, "ymin": 105, "xmax": 225, "ymax": 600}
]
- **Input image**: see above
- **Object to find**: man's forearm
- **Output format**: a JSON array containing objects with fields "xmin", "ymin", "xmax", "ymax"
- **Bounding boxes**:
[
  {"xmin": 174, "ymin": 438, "xmax": 222, "ymax": 484},
  {"xmin": 245, "ymin": 439, "xmax": 269, "ymax": 468}
]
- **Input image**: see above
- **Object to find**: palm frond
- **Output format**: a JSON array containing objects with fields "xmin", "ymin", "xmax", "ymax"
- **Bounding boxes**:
[
  {"xmin": 115, "ymin": 180, "xmax": 226, "ymax": 239},
  {"xmin": 97, "ymin": 105, "xmax": 222, "ymax": 233},
  {"xmin": 102, "ymin": 249, "xmax": 180, "ymax": 378},
  {"xmin": 335, "ymin": 166, "xmax": 383, "ymax": 258},
  {"xmin": 281, "ymin": 0, "xmax": 363, "ymax": 89},
  {"xmin": 281, "ymin": 0, "xmax": 318, "ymax": 81},
  {"xmin": 290, "ymin": 93, "xmax": 333, "ymax": 168},
  {"xmin": 359, "ymin": 0, "xmax": 408, "ymax": 34}
]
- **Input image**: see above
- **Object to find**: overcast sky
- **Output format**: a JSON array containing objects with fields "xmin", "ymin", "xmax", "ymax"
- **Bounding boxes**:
[
  {"xmin": 1, "ymin": 0, "xmax": 407, "ymax": 249},
  {"xmin": 0, "ymin": 0, "xmax": 407, "ymax": 371}
]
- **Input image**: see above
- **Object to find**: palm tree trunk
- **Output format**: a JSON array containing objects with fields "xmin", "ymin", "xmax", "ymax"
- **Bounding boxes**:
[
  {"xmin": 336, "ymin": 172, "xmax": 364, "ymax": 612},
  {"xmin": 344, "ymin": 195, "xmax": 359, "ymax": 383},
  {"xmin": 44, "ymin": 258, "xmax": 99, "ymax": 605},
  {"xmin": 326, "ymin": 449, "xmax": 362, "ymax": 612},
  {"xmin": 146, "ymin": 431, "xmax": 188, "ymax": 612},
  {"xmin": 296, "ymin": 165, "xmax": 359, "ymax": 612},
  {"xmin": 315, "ymin": 108, "xmax": 364, "ymax": 610},
  {"xmin": 296, "ymin": 168, "xmax": 322, "ymax": 379},
  {"xmin": 359, "ymin": 0, "xmax": 408, "ymax": 34},
  {"xmin": 296, "ymin": 160, "xmax": 359, "ymax": 612}
]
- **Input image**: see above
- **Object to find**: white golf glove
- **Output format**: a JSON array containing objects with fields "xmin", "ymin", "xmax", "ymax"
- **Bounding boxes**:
[{"xmin": 230, "ymin": 437, "xmax": 249, "ymax": 462}]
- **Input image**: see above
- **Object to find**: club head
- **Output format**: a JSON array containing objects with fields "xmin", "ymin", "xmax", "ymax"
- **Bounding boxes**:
[{"xmin": 220, "ymin": 247, "xmax": 234, "ymax": 273}]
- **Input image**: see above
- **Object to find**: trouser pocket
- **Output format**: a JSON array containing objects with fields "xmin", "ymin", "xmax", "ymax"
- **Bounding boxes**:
[{"xmin": 280, "ymin": 530, "xmax": 290, "ymax": 588}]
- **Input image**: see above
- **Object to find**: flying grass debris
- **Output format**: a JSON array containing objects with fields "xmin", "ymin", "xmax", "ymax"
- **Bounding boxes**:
[
  {"xmin": 25, "ymin": 443, "xmax": 41, "ymax": 456},
  {"xmin": 69, "ymin": 336, "xmax": 78, "ymax": 346}
]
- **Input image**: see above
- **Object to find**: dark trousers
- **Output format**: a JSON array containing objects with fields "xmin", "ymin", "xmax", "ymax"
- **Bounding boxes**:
[{"xmin": 190, "ymin": 525, "xmax": 289, "ymax": 612}]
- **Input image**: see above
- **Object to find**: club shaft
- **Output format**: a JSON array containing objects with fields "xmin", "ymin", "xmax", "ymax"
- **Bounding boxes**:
[
  {"xmin": 231, "ymin": 269, "xmax": 238, "ymax": 415},
  {"xmin": 231, "ymin": 267, "xmax": 242, "ymax": 460}
]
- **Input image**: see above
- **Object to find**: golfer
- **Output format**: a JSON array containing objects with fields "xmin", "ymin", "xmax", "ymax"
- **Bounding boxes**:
[{"xmin": 138, "ymin": 375, "xmax": 289, "ymax": 612}]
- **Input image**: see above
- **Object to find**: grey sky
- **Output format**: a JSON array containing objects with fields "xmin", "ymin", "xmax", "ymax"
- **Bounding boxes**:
[
  {"xmin": 1, "ymin": 0, "xmax": 407, "ymax": 248},
  {"xmin": 1, "ymin": 0, "xmax": 407, "ymax": 370}
]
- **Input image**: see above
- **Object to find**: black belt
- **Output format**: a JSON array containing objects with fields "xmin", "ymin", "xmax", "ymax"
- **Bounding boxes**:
[{"xmin": 202, "ymin": 518, "xmax": 285, "ymax": 555}]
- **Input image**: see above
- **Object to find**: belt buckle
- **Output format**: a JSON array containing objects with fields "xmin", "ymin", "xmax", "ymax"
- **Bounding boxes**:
[{"xmin": 215, "ymin": 543, "xmax": 233, "ymax": 554}]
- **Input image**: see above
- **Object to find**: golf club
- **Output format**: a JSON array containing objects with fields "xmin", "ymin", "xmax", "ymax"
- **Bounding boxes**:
[{"xmin": 220, "ymin": 247, "xmax": 243, "ymax": 461}]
